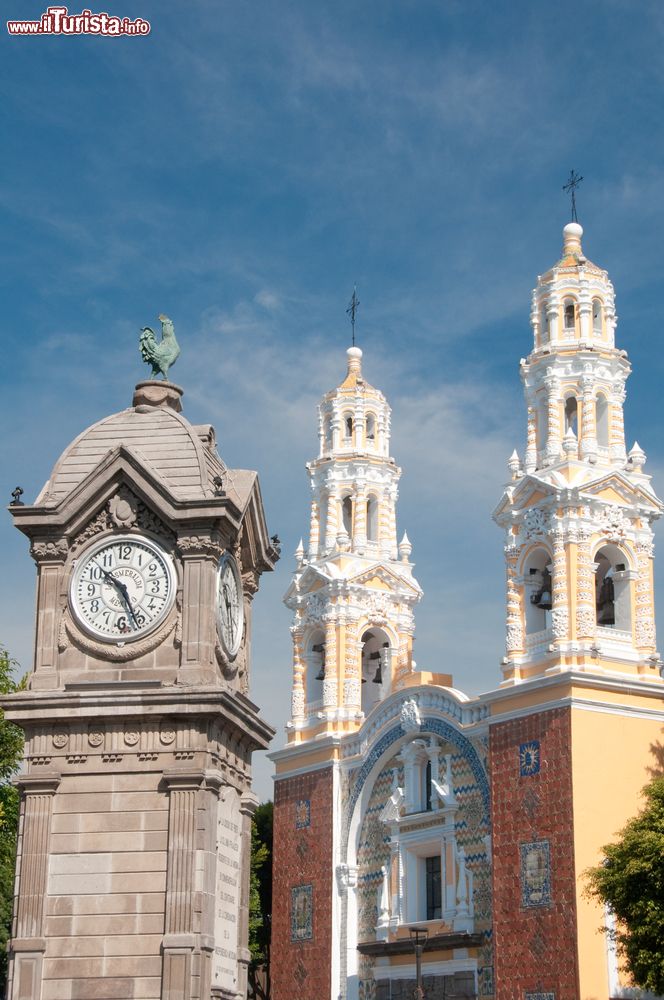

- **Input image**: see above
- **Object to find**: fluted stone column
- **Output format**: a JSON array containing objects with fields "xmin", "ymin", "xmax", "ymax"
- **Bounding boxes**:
[
  {"xmin": 10, "ymin": 773, "xmax": 60, "ymax": 1000},
  {"xmin": 236, "ymin": 793, "xmax": 258, "ymax": 999},
  {"xmin": 161, "ymin": 770, "xmax": 205, "ymax": 1000}
]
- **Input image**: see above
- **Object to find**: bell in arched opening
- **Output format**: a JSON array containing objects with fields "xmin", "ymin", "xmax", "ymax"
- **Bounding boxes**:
[{"xmin": 531, "ymin": 567, "xmax": 553, "ymax": 611}]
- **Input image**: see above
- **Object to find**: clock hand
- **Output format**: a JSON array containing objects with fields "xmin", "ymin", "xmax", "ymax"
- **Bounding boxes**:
[{"xmin": 95, "ymin": 562, "xmax": 139, "ymax": 628}]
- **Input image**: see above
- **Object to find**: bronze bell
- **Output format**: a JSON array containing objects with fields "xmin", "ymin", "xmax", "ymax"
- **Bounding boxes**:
[
  {"xmin": 597, "ymin": 576, "xmax": 615, "ymax": 625},
  {"xmin": 531, "ymin": 568, "xmax": 552, "ymax": 611},
  {"xmin": 312, "ymin": 643, "xmax": 325, "ymax": 680}
]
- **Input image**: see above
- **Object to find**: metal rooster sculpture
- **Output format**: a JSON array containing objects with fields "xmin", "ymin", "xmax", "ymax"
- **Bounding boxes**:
[{"xmin": 139, "ymin": 314, "xmax": 180, "ymax": 380}]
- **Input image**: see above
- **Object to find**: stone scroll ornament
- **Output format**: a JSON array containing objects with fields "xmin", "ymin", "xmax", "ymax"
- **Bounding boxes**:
[{"xmin": 139, "ymin": 314, "xmax": 180, "ymax": 380}]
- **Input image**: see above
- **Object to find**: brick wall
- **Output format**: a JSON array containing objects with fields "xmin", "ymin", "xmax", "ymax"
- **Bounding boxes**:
[
  {"xmin": 271, "ymin": 767, "xmax": 334, "ymax": 1000},
  {"xmin": 490, "ymin": 708, "xmax": 579, "ymax": 1000}
]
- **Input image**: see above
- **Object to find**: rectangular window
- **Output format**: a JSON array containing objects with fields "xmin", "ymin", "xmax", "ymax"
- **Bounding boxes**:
[{"xmin": 425, "ymin": 855, "xmax": 441, "ymax": 920}]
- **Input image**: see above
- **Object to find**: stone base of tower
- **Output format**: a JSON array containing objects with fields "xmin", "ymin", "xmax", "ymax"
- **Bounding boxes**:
[
  {"xmin": 490, "ymin": 707, "xmax": 579, "ymax": 999},
  {"xmin": 271, "ymin": 766, "xmax": 334, "ymax": 1000},
  {"xmin": 4, "ymin": 687, "xmax": 273, "ymax": 1000}
]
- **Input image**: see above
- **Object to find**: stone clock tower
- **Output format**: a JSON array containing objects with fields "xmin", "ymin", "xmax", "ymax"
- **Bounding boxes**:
[{"xmin": 5, "ymin": 376, "xmax": 278, "ymax": 1000}]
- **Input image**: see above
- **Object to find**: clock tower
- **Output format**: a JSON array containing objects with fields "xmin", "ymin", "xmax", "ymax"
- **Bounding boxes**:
[{"xmin": 5, "ymin": 372, "xmax": 278, "ymax": 1000}]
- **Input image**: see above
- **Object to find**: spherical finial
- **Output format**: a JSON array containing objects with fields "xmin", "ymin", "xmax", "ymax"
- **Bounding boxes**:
[
  {"xmin": 346, "ymin": 346, "xmax": 363, "ymax": 376},
  {"xmin": 562, "ymin": 221, "xmax": 584, "ymax": 255}
]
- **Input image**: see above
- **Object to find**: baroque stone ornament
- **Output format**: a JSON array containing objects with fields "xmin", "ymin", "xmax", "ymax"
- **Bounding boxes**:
[
  {"xmin": 400, "ymin": 697, "xmax": 421, "ymax": 733},
  {"xmin": 31, "ymin": 538, "xmax": 68, "ymax": 561},
  {"xmin": 109, "ymin": 487, "xmax": 138, "ymax": 529}
]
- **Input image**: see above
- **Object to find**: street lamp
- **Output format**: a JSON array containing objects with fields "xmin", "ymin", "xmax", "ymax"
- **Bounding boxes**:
[{"xmin": 409, "ymin": 926, "xmax": 429, "ymax": 1000}]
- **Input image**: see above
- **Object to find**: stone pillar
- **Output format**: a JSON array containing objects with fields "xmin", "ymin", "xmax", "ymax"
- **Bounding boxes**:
[
  {"xmin": 343, "ymin": 621, "xmax": 361, "ymax": 711},
  {"xmin": 609, "ymin": 385, "xmax": 627, "ymax": 463},
  {"xmin": 505, "ymin": 545, "xmax": 524, "ymax": 658},
  {"xmin": 544, "ymin": 376, "xmax": 562, "ymax": 465},
  {"xmin": 354, "ymin": 487, "xmax": 367, "ymax": 552},
  {"xmin": 30, "ymin": 541, "xmax": 68, "ymax": 690},
  {"xmin": 551, "ymin": 531, "xmax": 570, "ymax": 643},
  {"xmin": 291, "ymin": 627, "xmax": 306, "ymax": 721},
  {"xmin": 575, "ymin": 529, "xmax": 596, "ymax": 641},
  {"xmin": 236, "ymin": 793, "xmax": 258, "ymax": 999},
  {"xmin": 308, "ymin": 499, "xmax": 320, "ymax": 559},
  {"xmin": 323, "ymin": 618, "xmax": 338, "ymax": 709},
  {"xmin": 634, "ymin": 540, "xmax": 657, "ymax": 655},
  {"xmin": 9, "ymin": 773, "xmax": 60, "ymax": 1000},
  {"xmin": 325, "ymin": 492, "xmax": 338, "ymax": 551},
  {"xmin": 161, "ymin": 770, "xmax": 205, "ymax": 1000},
  {"xmin": 580, "ymin": 378, "xmax": 598, "ymax": 462},
  {"xmin": 177, "ymin": 536, "xmax": 220, "ymax": 677},
  {"xmin": 524, "ymin": 406, "xmax": 537, "ymax": 473}
]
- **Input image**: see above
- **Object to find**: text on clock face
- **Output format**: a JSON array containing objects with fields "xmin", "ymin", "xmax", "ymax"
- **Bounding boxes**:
[{"xmin": 72, "ymin": 539, "xmax": 174, "ymax": 639}]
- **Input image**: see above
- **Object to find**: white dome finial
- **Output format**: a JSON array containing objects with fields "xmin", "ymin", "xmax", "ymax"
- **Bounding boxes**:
[
  {"xmin": 346, "ymin": 345, "xmax": 363, "ymax": 376},
  {"xmin": 562, "ymin": 221, "xmax": 584, "ymax": 255}
]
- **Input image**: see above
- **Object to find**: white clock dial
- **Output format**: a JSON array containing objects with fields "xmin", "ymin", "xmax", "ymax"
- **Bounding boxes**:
[
  {"xmin": 217, "ymin": 553, "xmax": 244, "ymax": 659},
  {"xmin": 70, "ymin": 535, "xmax": 176, "ymax": 642}
]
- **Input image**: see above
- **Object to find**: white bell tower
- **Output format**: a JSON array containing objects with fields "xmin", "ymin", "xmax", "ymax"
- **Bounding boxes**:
[
  {"xmin": 284, "ymin": 346, "xmax": 422, "ymax": 741},
  {"xmin": 494, "ymin": 222, "xmax": 664, "ymax": 684}
]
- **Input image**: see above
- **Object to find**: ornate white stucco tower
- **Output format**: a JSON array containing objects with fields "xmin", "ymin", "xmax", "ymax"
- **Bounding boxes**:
[
  {"xmin": 493, "ymin": 221, "xmax": 663, "ymax": 683},
  {"xmin": 284, "ymin": 345, "xmax": 422, "ymax": 739}
]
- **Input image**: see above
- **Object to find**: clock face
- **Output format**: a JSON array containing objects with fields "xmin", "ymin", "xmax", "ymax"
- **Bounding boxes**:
[
  {"xmin": 70, "ymin": 534, "xmax": 176, "ymax": 642},
  {"xmin": 216, "ymin": 553, "xmax": 244, "ymax": 658}
]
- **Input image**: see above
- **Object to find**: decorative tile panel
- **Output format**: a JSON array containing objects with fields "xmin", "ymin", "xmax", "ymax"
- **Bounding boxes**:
[
  {"xmin": 520, "ymin": 840, "xmax": 551, "ymax": 907},
  {"xmin": 525, "ymin": 993, "xmax": 554, "ymax": 1000},
  {"xmin": 295, "ymin": 798, "xmax": 311, "ymax": 828},
  {"xmin": 290, "ymin": 884, "xmax": 313, "ymax": 942},
  {"xmin": 519, "ymin": 741, "xmax": 541, "ymax": 776}
]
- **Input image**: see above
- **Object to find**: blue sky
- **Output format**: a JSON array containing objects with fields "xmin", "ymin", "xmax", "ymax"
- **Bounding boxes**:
[{"xmin": 3, "ymin": 0, "xmax": 664, "ymax": 798}]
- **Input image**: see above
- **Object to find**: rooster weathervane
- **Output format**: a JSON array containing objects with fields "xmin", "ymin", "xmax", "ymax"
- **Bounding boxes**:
[{"xmin": 139, "ymin": 314, "xmax": 180, "ymax": 380}]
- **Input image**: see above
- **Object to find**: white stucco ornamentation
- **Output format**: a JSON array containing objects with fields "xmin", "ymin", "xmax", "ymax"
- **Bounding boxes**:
[{"xmin": 399, "ymin": 698, "xmax": 421, "ymax": 733}]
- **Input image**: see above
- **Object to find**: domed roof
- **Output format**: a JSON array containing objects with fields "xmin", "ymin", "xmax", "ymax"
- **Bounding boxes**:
[{"xmin": 37, "ymin": 381, "xmax": 253, "ymax": 509}]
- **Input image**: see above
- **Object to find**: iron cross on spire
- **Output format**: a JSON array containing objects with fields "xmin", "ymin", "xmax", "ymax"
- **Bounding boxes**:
[
  {"xmin": 346, "ymin": 285, "xmax": 360, "ymax": 346},
  {"xmin": 562, "ymin": 169, "xmax": 584, "ymax": 223}
]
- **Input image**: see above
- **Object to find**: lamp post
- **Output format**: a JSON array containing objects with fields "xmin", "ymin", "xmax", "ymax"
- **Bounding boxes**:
[{"xmin": 409, "ymin": 926, "xmax": 429, "ymax": 1000}]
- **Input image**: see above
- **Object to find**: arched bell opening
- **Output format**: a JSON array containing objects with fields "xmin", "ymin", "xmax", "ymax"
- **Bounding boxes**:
[
  {"xmin": 341, "ymin": 495, "xmax": 353, "ymax": 537},
  {"xmin": 539, "ymin": 305, "xmax": 549, "ymax": 345},
  {"xmin": 595, "ymin": 544, "xmax": 631, "ymax": 631},
  {"xmin": 305, "ymin": 629, "xmax": 326, "ymax": 706},
  {"xmin": 592, "ymin": 297, "xmax": 603, "ymax": 335},
  {"xmin": 596, "ymin": 394, "xmax": 609, "ymax": 449},
  {"xmin": 524, "ymin": 547, "xmax": 553, "ymax": 635},
  {"xmin": 563, "ymin": 297, "xmax": 577, "ymax": 336},
  {"xmin": 322, "ymin": 413, "xmax": 332, "ymax": 453},
  {"xmin": 366, "ymin": 412, "xmax": 376, "ymax": 446},
  {"xmin": 343, "ymin": 413, "xmax": 354, "ymax": 444},
  {"xmin": 564, "ymin": 394, "xmax": 579, "ymax": 437},
  {"xmin": 366, "ymin": 495, "xmax": 379, "ymax": 543},
  {"xmin": 360, "ymin": 627, "xmax": 391, "ymax": 715}
]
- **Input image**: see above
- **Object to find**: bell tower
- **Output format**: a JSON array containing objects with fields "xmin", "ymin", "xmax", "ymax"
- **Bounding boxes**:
[
  {"xmin": 488, "ymin": 222, "xmax": 664, "ymax": 1000},
  {"xmin": 271, "ymin": 345, "xmax": 426, "ymax": 1000},
  {"xmin": 494, "ymin": 221, "xmax": 663, "ymax": 683},
  {"xmin": 285, "ymin": 345, "xmax": 422, "ymax": 740}
]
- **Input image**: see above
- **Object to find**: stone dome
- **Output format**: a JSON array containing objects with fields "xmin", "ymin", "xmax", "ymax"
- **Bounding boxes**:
[{"xmin": 36, "ymin": 381, "xmax": 252, "ymax": 508}]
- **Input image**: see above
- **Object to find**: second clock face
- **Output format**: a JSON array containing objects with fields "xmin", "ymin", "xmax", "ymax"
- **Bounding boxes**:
[
  {"xmin": 70, "ymin": 534, "xmax": 176, "ymax": 642},
  {"xmin": 217, "ymin": 553, "xmax": 244, "ymax": 659}
]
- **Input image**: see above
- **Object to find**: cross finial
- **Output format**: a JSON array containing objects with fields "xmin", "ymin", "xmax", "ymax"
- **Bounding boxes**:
[
  {"xmin": 562, "ymin": 169, "xmax": 583, "ymax": 223},
  {"xmin": 346, "ymin": 285, "xmax": 360, "ymax": 347}
]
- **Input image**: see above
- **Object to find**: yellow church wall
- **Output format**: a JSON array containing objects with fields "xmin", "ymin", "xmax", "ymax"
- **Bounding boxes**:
[{"xmin": 570, "ymin": 704, "xmax": 664, "ymax": 999}]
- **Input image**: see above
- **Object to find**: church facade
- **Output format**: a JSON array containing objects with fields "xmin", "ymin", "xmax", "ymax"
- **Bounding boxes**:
[{"xmin": 270, "ymin": 222, "xmax": 664, "ymax": 1000}]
